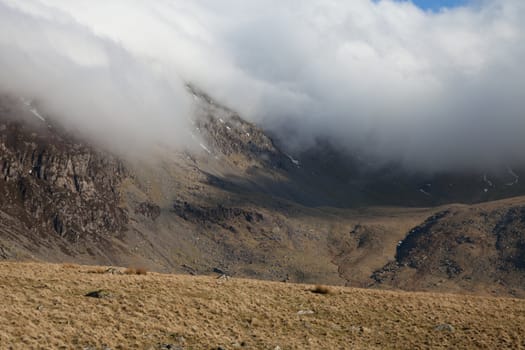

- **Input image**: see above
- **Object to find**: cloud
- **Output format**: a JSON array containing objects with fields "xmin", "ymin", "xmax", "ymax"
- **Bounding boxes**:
[
  {"xmin": 1, "ymin": 0, "xmax": 524, "ymax": 170},
  {"xmin": 0, "ymin": 0, "xmax": 193, "ymax": 154}
]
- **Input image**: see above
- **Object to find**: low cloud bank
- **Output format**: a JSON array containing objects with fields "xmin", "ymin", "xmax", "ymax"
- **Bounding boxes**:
[
  {"xmin": 1, "ymin": 0, "xmax": 524, "ymax": 170},
  {"xmin": 0, "ymin": 0, "xmax": 193, "ymax": 154}
]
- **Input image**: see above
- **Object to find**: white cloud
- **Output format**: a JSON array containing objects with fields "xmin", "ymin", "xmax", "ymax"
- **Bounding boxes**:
[
  {"xmin": 1, "ymin": 0, "xmax": 524, "ymax": 170},
  {"xmin": 0, "ymin": 0, "xmax": 193, "ymax": 154}
]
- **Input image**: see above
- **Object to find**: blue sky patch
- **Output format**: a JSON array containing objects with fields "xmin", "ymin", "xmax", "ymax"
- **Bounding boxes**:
[{"xmin": 407, "ymin": 0, "xmax": 467, "ymax": 11}]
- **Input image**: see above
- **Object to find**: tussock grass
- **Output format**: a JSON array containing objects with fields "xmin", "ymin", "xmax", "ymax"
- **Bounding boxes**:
[
  {"xmin": 60, "ymin": 263, "xmax": 79, "ymax": 269},
  {"xmin": 310, "ymin": 285, "xmax": 332, "ymax": 295},
  {"xmin": 86, "ymin": 266, "xmax": 107, "ymax": 274},
  {"xmin": 1, "ymin": 261, "xmax": 524, "ymax": 349},
  {"xmin": 124, "ymin": 267, "xmax": 148, "ymax": 275}
]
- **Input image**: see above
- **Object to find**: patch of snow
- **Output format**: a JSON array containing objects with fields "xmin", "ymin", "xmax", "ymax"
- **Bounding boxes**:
[
  {"xmin": 226, "ymin": 126, "xmax": 231, "ymax": 131},
  {"xmin": 246, "ymin": 132, "xmax": 250, "ymax": 137},
  {"xmin": 20, "ymin": 97, "xmax": 46, "ymax": 122},
  {"xmin": 199, "ymin": 143, "xmax": 211, "ymax": 154},
  {"xmin": 483, "ymin": 174, "xmax": 494, "ymax": 187},
  {"xmin": 219, "ymin": 118, "xmax": 224, "ymax": 124},
  {"xmin": 419, "ymin": 189, "xmax": 431, "ymax": 196},
  {"xmin": 285, "ymin": 153, "xmax": 301, "ymax": 167},
  {"xmin": 397, "ymin": 240, "xmax": 403, "ymax": 247},
  {"xmin": 506, "ymin": 167, "xmax": 519, "ymax": 186},
  {"xmin": 29, "ymin": 107, "xmax": 45, "ymax": 122}
]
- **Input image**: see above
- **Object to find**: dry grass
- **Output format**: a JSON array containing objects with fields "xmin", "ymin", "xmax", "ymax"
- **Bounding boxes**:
[
  {"xmin": 86, "ymin": 266, "xmax": 107, "ymax": 274},
  {"xmin": 310, "ymin": 285, "xmax": 332, "ymax": 295},
  {"xmin": 60, "ymin": 263, "xmax": 79, "ymax": 269},
  {"xmin": 124, "ymin": 267, "xmax": 148, "ymax": 275},
  {"xmin": 0, "ymin": 261, "xmax": 524, "ymax": 349}
]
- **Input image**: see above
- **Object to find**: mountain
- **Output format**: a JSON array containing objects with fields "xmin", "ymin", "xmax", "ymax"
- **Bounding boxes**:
[{"xmin": 1, "ymin": 90, "xmax": 525, "ymax": 297}]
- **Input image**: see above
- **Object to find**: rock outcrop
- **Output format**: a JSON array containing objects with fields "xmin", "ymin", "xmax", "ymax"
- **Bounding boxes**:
[{"xmin": 0, "ymin": 97, "xmax": 128, "ymax": 251}]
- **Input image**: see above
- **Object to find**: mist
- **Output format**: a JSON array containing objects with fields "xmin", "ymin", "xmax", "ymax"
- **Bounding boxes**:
[{"xmin": 1, "ymin": 0, "xmax": 524, "ymax": 171}]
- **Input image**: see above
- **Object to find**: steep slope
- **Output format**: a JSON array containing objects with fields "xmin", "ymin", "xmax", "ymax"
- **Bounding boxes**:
[
  {"xmin": 0, "ymin": 97, "xmax": 129, "ymax": 262},
  {"xmin": 0, "ymin": 92, "xmax": 355, "ymax": 284}
]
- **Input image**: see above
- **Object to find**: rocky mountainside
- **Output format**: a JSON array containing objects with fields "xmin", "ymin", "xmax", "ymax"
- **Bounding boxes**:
[
  {"xmin": 0, "ymin": 96, "xmax": 128, "ymax": 261},
  {"xmin": 1, "ymin": 90, "xmax": 525, "ymax": 297},
  {"xmin": 371, "ymin": 197, "xmax": 525, "ymax": 297}
]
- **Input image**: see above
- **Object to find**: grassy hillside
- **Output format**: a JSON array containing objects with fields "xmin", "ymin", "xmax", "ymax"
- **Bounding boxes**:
[{"xmin": 0, "ymin": 262, "xmax": 524, "ymax": 349}]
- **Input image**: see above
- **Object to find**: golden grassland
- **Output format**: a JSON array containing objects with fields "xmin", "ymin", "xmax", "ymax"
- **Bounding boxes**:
[{"xmin": 0, "ymin": 262, "xmax": 524, "ymax": 349}]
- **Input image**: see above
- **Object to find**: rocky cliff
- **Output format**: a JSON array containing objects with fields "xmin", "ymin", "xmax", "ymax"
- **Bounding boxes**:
[{"xmin": 0, "ymin": 97, "xmax": 129, "ymax": 261}]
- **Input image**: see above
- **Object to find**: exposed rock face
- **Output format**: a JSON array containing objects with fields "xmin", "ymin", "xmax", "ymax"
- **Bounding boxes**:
[
  {"xmin": 0, "ymin": 100, "xmax": 128, "ymax": 246},
  {"xmin": 493, "ymin": 206, "xmax": 525, "ymax": 271},
  {"xmin": 395, "ymin": 211, "xmax": 451, "ymax": 267},
  {"xmin": 191, "ymin": 86, "xmax": 290, "ymax": 171},
  {"xmin": 173, "ymin": 201, "xmax": 264, "ymax": 225},
  {"xmin": 135, "ymin": 202, "xmax": 161, "ymax": 221}
]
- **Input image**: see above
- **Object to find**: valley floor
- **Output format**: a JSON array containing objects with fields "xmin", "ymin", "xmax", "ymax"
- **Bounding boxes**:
[{"xmin": 0, "ymin": 262, "xmax": 524, "ymax": 349}]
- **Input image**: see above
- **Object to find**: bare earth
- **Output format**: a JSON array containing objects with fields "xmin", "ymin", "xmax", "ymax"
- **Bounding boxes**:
[{"xmin": 1, "ymin": 262, "xmax": 524, "ymax": 349}]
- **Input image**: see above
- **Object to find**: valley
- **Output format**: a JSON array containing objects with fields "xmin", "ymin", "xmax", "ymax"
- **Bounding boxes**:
[{"xmin": 1, "ymin": 93, "xmax": 525, "ymax": 298}]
